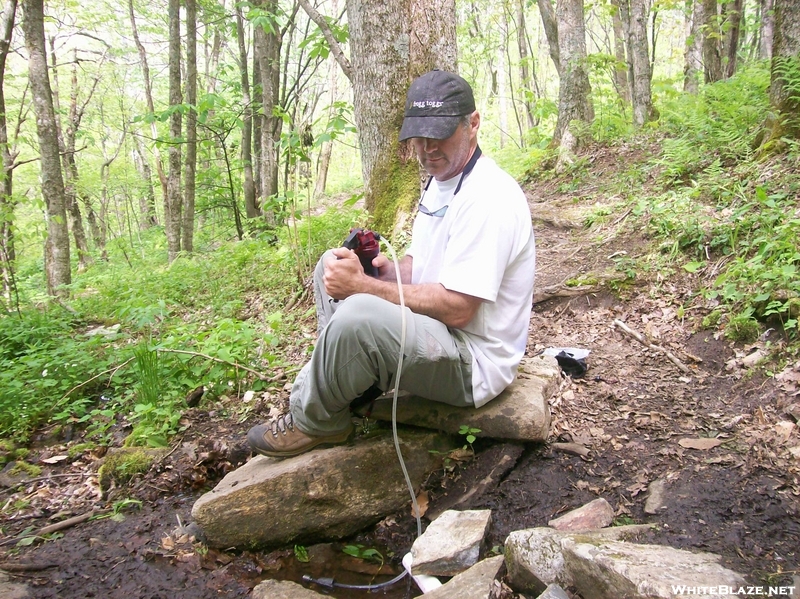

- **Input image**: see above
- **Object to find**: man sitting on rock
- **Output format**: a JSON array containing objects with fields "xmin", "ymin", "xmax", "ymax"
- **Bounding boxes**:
[{"xmin": 247, "ymin": 70, "xmax": 536, "ymax": 458}]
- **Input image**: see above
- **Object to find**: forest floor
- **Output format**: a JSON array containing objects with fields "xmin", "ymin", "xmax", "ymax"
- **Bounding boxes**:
[{"xmin": 1, "ymin": 140, "xmax": 799, "ymax": 599}]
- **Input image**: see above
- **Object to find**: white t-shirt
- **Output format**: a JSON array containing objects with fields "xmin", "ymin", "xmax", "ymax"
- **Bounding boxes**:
[{"xmin": 406, "ymin": 155, "xmax": 536, "ymax": 407}]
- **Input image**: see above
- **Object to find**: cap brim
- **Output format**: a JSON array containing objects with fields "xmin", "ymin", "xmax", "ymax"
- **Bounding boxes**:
[{"xmin": 399, "ymin": 116, "xmax": 462, "ymax": 141}]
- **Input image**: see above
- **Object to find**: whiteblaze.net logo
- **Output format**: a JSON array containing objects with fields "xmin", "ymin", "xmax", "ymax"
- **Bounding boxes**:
[{"xmin": 671, "ymin": 586, "xmax": 796, "ymax": 596}]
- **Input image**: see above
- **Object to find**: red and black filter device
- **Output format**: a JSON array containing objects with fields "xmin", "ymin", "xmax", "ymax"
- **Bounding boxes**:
[{"xmin": 342, "ymin": 228, "xmax": 380, "ymax": 277}]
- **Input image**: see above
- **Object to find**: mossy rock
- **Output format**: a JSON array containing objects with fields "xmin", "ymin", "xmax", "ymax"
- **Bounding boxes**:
[{"xmin": 98, "ymin": 447, "xmax": 167, "ymax": 492}]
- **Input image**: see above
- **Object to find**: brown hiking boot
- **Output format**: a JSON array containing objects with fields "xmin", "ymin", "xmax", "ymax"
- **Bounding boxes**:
[{"xmin": 247, "ymin": 412, "xmax": 353, "ymax": 458}]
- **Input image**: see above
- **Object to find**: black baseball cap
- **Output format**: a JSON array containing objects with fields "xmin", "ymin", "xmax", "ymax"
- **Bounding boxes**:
[{"xmin": 399, "ymin": 70, "xmax": 476, "ymax": 141}]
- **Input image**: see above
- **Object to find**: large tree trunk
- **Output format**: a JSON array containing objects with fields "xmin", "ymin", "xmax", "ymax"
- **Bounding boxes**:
[
  {"xmin": 538, "ymin": 0, "xmax": 561, "ymax": 76},
  {"xmin": 254, "ymin": 0, "xmax": 282, "ymax": 225},
  {"xmin": 348, "ymin": 0, "xmax": 457, "ymax": 230},
  {"xmin": 166, "ymin": 0, "xmax": 182, "ymax": 262},
  {"xmin": 21, "ymin": 0, "xmax": 70, "ymax": 296},
  {"xmin": 620, "ymin": 0, "xmax": 655, "ymax": 127},
  {"xmin": 684, "ymin": 0, "xmax": 704, "ymax": 93},
  {"xmin": 236, "ymin": 5, "xmax": 258, "ymax": 217},
  {"xmin": 767, "ymin": 0, "xmax": 800, "ymax": 138},
  {"xmin": 553, "ymin": 0, "xmax": 593, "ymax": 167},
  {"xmin": 182, "ymin": 0, "xmax": 197, "ymax": 253},
  {"xmin": 703, "ymin": 0, "xmax": 724, "ymax": 82},
  {"xmin": 0, "ymin": 0, "xmax": 17, "ymax": 305}
]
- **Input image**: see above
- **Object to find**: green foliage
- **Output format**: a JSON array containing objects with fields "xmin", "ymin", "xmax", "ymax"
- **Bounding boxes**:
[
  {"xmin": 343, "ymin": 544, "xmax": 384, "ymax": 566},
  {"xmin": 294, "ymin": 545, "xmax": 310, "ymax": 563},
  {"xmin": 458, "ymin": 425, "xmax": 481, "ymax": 452}
]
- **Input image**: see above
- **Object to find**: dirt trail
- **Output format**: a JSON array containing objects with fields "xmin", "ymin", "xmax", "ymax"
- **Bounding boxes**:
[{"xmin": 2, "ymin": 142, "xmax": 799, "ymax": 597}]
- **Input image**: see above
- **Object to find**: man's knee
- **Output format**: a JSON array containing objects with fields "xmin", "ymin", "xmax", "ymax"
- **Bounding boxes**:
[{"xmin": 329, "ymin": 294, "xmax": 396, "ymax": 332}]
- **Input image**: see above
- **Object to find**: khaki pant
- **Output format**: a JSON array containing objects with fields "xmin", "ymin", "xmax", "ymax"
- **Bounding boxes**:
[{"xmin": 289, "ymin": 252, "xmax": 474, "ymax": 435}]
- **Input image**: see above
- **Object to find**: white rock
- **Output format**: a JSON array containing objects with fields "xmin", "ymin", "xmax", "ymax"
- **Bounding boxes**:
[
  {"xmin": 538, "ymin": 583, "xmax": 571, "ymax": 599},
  {"xmin": 251, "ymin": 579, "xmax": 327, "ymax": 598},
  {"xmin": 644, "ymin": 479, "xmax": 669, "ymax": 515},
  {"xmin": 563, "ymin": 538, "xmax": 748, "ymax": 599},
  {"xmin": 548, "ymin": 498, "xmax": 615, "ymax": 531},
  {"xmin": 504, "ymin": 525, "xmax": 654, "ymax": 594},
  {"xmin": 422, "ymin": 555, "xmax": 505, "ymax": 599},
  {"xmin": 411, "ymin": 509, "xmax": 492, "ymax": 576}
]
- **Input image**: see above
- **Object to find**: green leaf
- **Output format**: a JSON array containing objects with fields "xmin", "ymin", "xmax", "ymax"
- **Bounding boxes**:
[{"xmin": 683, "ymin": 261, "xmax": 706, "ymax": 273}]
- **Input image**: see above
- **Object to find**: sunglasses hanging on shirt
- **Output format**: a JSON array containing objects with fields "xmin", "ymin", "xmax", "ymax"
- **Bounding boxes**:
[{"xmin": 418, "ymin": 145, "xmax": 482, "ymax": 218}]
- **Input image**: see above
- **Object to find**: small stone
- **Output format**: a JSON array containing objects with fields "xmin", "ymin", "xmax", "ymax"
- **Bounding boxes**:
[
  {"xmin": 411, "ymin": 509, "xmax": 492, "ymax": 576},
  {"xmin": 0, "ymin": 571, "xmax": 30, "ymax": 599},
  {"xmin": 423, "ymin": 555, "xmax": 504, "ymax": 599},
  {"xmin": 251, "ymin": 579, "xmax": 327, "ymax": 598},
  {"xmin": 644, "ymin": 479, "xmax": 668, "ymax": 515},
  {"xmin": 548, "ymin": 498, "xmax": 614, "ymax": 531},
  {"xmin": 538, "ymin": 583, "xmax": 571, "ymax": 599}
]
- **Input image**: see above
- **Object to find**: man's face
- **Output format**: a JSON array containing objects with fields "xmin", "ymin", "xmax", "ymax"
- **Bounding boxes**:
[{"xmin": 411, "ymin": 111, "xmax": 480, "ymax": 182}]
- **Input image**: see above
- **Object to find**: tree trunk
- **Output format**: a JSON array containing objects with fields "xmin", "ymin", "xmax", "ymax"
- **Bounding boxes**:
[
  {"xmin": 767, "ymin": 0, "xmax": 800, "ymax": 138},
  {"xmin": 21, "ymin": 0, "xmax": 70, "ymax": 296},
  {"xmin": 0, "ymin": 0, "xmax": 16, "ymax": 305},
  {"xmin": 166, "ymin": 0, "xmax": 182, "ymax": 262},
  {"xmin": 610, "ymin": 0, "xmax": 630, "ymax": 105},
  {"xmin": 236, "ymin": 5, "xmax": 258, "ymax": 217},
  {"xmin": 724, "ymin": 0, "xmax": 744, "ymax": 77},
  {"xmin": 537, "ymin": 0, "xmax": 561, "ymax": 76},
  {"xmin": 553, "ymin": 0, "xmax": 593, "ymax": 164},
  {"xmin": 621, "ymin": 0, "xmax": 654, "ymax": 127},
  {"xmin": 182, "ymin": 0, "xmax": 197, "ymax": 254},
  {"xmin": 254, "ymin": 0, "xmax": 282, "ymax": 225},
  {"xmin": 684, "ymin": 0, "xmax": 704, "ymax": 93},
  {"xmin": 128, "ymin": 0, "xmax": 168, "ymax": 203},
  {"xmin": 759, "ymin": 0, "xmax": 774, "ymax": 59},
  {"xmin": 133, "ymin": 134, "xmax": 157, "ymax": 229},
  {"xmin": 314, "ymin": 59, "xmax": 339, "ymax": 200},
  {"xmin": 703, "ymin": 0, "xmax": 723, "ymax": 82},
  {"xmin": 516, "ymin": 0, "xmax": 537, "ymax": 130},
  {"xmin": 348, "ymin": 0, "xmax": 457, "ymax": 230}
]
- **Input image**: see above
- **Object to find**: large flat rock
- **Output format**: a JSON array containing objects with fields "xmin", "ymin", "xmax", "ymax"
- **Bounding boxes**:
[
  {"xmin": 423, "ymin": 555, "xmax": 505, "ymax": 599},
  {"xmin": 411, "ymin": 509, "xmax": 493, "ymax": 576},
  {"xmin": 192, "ymin": 429, "xmax": 457, "ymax": 548},
  {"xmin": 365, "ymin": 356, "xmax": 558, "ymax": 442}
]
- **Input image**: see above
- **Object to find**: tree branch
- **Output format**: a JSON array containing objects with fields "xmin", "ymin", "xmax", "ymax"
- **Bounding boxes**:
[{"xmin": 296, "ymin": 0, "xmax": 352, "ymax": 81}]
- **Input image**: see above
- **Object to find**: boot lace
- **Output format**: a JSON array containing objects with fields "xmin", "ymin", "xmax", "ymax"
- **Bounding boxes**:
[{"xmin": 269, "ymin": 412, "xmax": 294, "ymax": 437}]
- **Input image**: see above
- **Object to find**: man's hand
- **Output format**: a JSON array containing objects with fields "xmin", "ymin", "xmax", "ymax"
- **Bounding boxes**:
[{"xmin": 322, "ymin": 247, "xmax": 368, "ymax": 299}]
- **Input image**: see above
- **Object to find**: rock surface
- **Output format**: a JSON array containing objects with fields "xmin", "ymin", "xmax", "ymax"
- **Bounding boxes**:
[
  {"xmin": 0, "ymin": 572, "xmax": 30, "ymax": 599},
  {"xmin": 364, "ymin": 355, "xmax": 558, "ymax": 441},
  {"xmin": 504, "ymin": 525, "xmax": 653, "ymax": 594},
  {"xmin": 644, "ymin": 479, "xmax": 668, "ymax": 515},
  {"xmin": 538, "ymin": 584, "xmax": 571, "ymax": 599},
  {"xmin": 563, "ymin": 537, "xmax": 748, "ymax": 599},
  {"xmin": 251, "ymin": 579, "xmax": 327, "ymax": 598},
  {"xmin": 192, "ymin": 429, "xmax": 456, "ymax": 548},
  {"xmin": 422, "ymin": 555, "xmax": 505, "ymax": 599},
  {"xmin": 547, "ymin": 497, "xmax": 614, "ymax": 531},
  {"xmin": 411, "ymin": 509, "xmax": 492, "ymax": 576}
]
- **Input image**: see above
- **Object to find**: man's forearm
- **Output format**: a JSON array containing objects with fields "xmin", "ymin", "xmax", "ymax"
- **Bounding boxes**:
[{"xmin": 362, "ymin": 277, "xmax": 479, "ymax": 329}]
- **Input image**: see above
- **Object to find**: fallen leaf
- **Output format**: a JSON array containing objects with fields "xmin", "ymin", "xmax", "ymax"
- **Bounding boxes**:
[
  {"xmin": 411, "ymin": 490, "xmax": 428, "ymax": 518},
  {"xmin": 40, "ymin": 455, "xmax": 69, "ymax": 464},
  {"xmin": 678, "ymin": 438, "xmax": 725, "ymax": 450}
]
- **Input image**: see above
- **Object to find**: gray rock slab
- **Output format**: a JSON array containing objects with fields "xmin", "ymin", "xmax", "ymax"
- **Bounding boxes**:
[
  {"xmin": 365, "ymin": 356, "xmax": 558, "ymax": 441},
  {"xmin": 0, "ymin": 572, "xmax": 30, "ymax": 599},
  {"xmin": 644, "ymin": 479, "xmax": 668, "ymax": 515},
  {"xmin": 563, "ymin": 537, "xmax": 748, "ymax": 599},
  {"xmin": 548, "ymin": 497, "xmax": 614, "ymax": 531},
  {"xmin": 411, "ymin": 509, "xmax": 492, "ymax": 576},
  {"xmin": 538, "ymin": 584, "xmax": 571, "ymax": 599},
  {"xmin": 422, "ymin": 555, "xmax": 505, "ymax": 599},
  {"xmin": 504, "ymin": 525, "xmax": 654, "ymax": 594},
  {"xmin": 192, "ymin": 429, "xmax": 456, "ymax": 548},
  {"xmin": 251, "ymin": 579, "xmax": 327, "ymax": 598}
]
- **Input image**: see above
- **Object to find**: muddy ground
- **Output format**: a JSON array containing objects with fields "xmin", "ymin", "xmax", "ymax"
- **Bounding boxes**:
[{"xmin": 1, "ymin": 142, "xmax": 799, "ymax": 598}]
